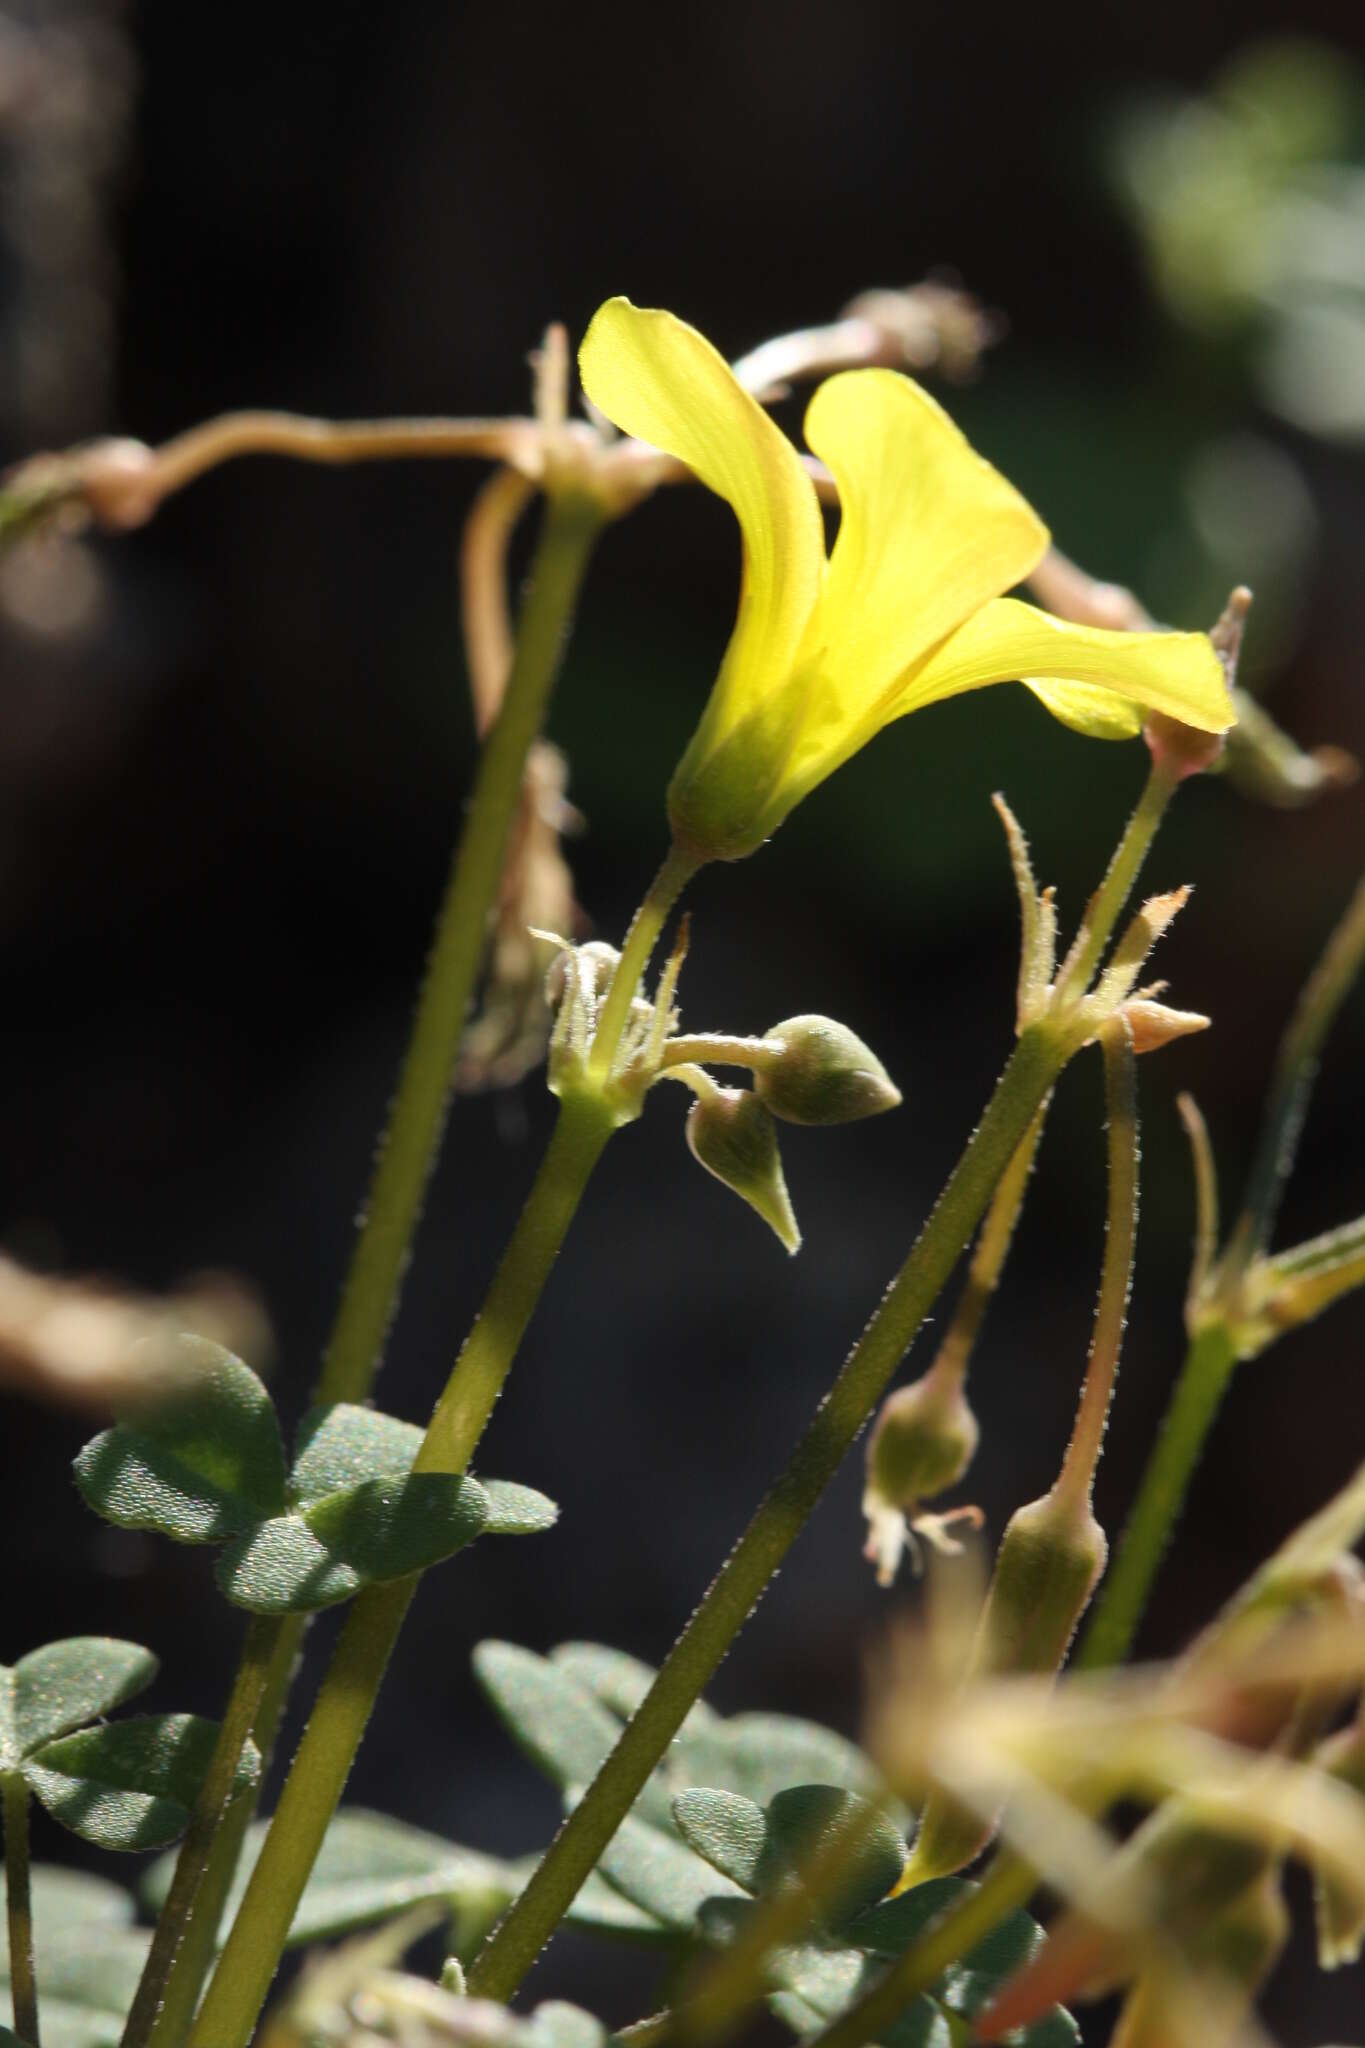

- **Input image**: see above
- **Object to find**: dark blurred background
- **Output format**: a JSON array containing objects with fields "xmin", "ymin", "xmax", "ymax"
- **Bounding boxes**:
[{"xmin": 3, "ymin": 1, "xmax": 1365, "ymax": 2040}]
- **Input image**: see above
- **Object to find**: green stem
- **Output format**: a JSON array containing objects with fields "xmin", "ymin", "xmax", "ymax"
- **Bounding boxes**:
[
  {"xmin": 586, "ymin": 845, "xmax": 697, "ymax": 1082},
  {"xmin": 928, "ymin": 1100, "xmax": 1049, "ymax": 1392},
  {"xmin": 468, "ymin": 1024, "xmax": 1066, "ymax": 2001},
  {"xmin": 144, "ymin": 1624, "xmax": 300, "ymax": 2048},
  {"xmin": 1056, "ymin": 1021, "xmax": 1138, "ymax": 1508},
  {"xmin": 1056, "ymin": 760, "xmax": 1177, "ymax": 1001},
  {"xmin": 143, "ymin": 487, "xmax": 604, "ymax": 2040},
  {"xmin": 1222, "ymin": 867, "xmax": 1365, "ymax": 1282},
  {"xmin": 1075, "ymin": 1318, "xmax": 1239, "ymax": 1671},
  {"xmin": 190, "ymin": 1090, "xmax": 617, "ymax": 2048},
  {"xmin": 3, "ymin": 1775, "xmax": 38, "ymax": 2047},
  {"xmin": 804, "ymin": 1855, "xmax": 1037, "ymax": 2048},
  {"xmin": 120, "ymin": 1620, "xmax": 277, "ymax": 2048},
  {"xmin": 321, "ymin": 487, "xmax": 605, "ymax": 1406}
]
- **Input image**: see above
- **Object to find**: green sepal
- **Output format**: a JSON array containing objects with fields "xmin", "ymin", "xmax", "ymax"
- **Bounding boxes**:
[
  {"xmin": 72, "ymin": 1338, "xmax": 286, "ymax": 1542},
  {"xmin": 214, "ymin": 1474, "xmax": 491, "ymax": 1614},
  {"xmin": 0, "ymin": 1641, "xmax": 157, "ymax": 1769},
  {"xmin": 23, "ymin": 1713, "xmax": 260, "ymax": 1852}
]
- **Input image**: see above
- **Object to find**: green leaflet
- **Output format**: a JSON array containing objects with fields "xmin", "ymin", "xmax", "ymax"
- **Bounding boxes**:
[
  {"xmin": 22, "ymin": 1714, "xmax": 260, "ymax": 1853},
  {"xmin": 74, "ymin": 1365, "xmax": 556, "ymax": 1614},
  {"xmin": 0, "ymin": 1642, "xmax": 157, "ymax": 1769}
]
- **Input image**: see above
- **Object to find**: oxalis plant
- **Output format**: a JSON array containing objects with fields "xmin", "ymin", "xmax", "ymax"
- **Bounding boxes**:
[{"xmin": 2, "ymin": 285, "xmax": 1364, "ymax": 2048}]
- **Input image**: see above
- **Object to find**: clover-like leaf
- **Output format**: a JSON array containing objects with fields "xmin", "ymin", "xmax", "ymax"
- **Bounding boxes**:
[
  {"xmin": 24, "ymin": 1713, "xmax": 260, "ymax": 1852},
  {"xmin": 480, "ymin": 1480, "xmax": 558, "ymax": 1536},
  {"xmin": 73, "ymin": 1338, "xmax": 286, "ymax": 1542},
  {"xmin": 288, "ymin": 1406, "xmax": 556, "ymax": 1538},
  {"xmin": 0, "ymin": 1641, "xmax": 157, "ymax": 1770},
  {"xmin": 215, "ymin": 1472, "xmax": 490, "ymax": 1614},
  {"xmin": 674, "ymin": 1785, "xmax": 905, "ymax": 1930}
]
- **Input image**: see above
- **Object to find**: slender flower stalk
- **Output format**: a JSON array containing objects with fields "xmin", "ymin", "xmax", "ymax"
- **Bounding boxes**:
[
  {"xmin": 1054, "ymin": 1018, "xmax": 1139, "ymax": 1511},
  {"xmin": 1080, "ymin": 868, "xmax": 1365, "ymax": 1672},
  {"xmin": 190, "ymin": 1089, "xmax": 618, "ymax": 2048},
  {"xmin": 585, "ymin": 848, "xmax": 698, "ymax": 1086},
  {"xmin": 3, "ymin": 1773, "xmax": 39, "ymax": 2047}
]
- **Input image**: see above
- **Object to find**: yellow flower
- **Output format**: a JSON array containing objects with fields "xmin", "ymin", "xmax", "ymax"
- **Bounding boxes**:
[{"xmin": 579, "ymin": 298, "xmax": 1236, "ymax": 863}]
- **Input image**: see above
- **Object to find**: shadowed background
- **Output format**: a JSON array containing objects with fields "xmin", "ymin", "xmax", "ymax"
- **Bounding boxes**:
[{"xmin": 3, "ymin": 1, "xmax": 1365, "ymax": 2039}]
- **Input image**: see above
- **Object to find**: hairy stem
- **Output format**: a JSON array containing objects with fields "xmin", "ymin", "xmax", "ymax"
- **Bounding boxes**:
[
  {"xmin": 121, "ymin": 1620, "xmax": 277, "ymax": 2048},
  {"xmin": 1056, "ymin": 1020, "xmax": 1138, "ymax": 1507},
  {"xmin": 1075, "ymin": 1318, "xmax": 1240, "ymax": 1671},
  {"xmin": 1056, "ymin": 760, "xmax": 1177, "ymax": 1000},
  {"xmin": 468, "ymin": 1025, "xmax": 1065, "ymax": 2000},
  {"xmin": 190, "ymin": 1090, "xmax": 618, "ymax": 2048},
  {"xmin": 929, "ymin": 1099, "xmax": 1050, "ymax": 1392},
  {"xmin": 586, "ymin": 846, "xmax": 698, "ymax": 1082},
  {"xmin": 3, "ymin": 1774, "xmax": 38, "ymax": 2047}
]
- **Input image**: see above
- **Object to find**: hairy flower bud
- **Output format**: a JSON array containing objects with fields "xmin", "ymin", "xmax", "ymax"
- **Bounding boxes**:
[
  {"xmin": 862, "ymin": 1370, "xmax": 979, "ymax": 1587},
  {"xmin": 903, "ymin": 1483, "xmax": 1106, "ymax": 1883},
  {"xmin": 685, "ymin": 1088, "xmax": 801, "ymax": 1254},
  {"xmin": 755, "ymin": 1015, "xmax": 901, "ymax": 1127}
]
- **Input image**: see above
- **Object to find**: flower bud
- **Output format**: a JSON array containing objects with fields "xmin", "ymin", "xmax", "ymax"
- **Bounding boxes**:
[
  {"xmin": 862, "ymin": 1370, "xmax": 979, "ymax": 1587},
  {"xmin": 685, "ymin": 1088, "xmax": 801, "ymax": 1254},
  {"xmin": 903, "ymin": 1484, "xmax": 1106, "ymax": 1882},
  {"xmin": 755, "ymin": 1015, "xmax": 901, "ymax": 1127}
]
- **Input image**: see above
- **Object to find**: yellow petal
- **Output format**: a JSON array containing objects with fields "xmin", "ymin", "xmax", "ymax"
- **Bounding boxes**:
[
  {"xmin": 1024, "ymin": 680, "xmax": 1144, "ymax": 741},
  {"xmin": 578, "ymin": 298, "xmax": 823, "ymax": 754},
  {"xmin": 800, "ymin": 370, "xmax": 1050, "ymax": 710},
  {"xmin": 896, "ymin": 597, "xmax": 1236, "ymax": 734}
]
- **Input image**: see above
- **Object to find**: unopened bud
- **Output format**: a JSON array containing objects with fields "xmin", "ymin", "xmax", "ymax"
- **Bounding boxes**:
[
  {"xmin": 685, "ymin": 1088, "xmax": 801, "ymax": 1254},
  {"xmin": 1119, "ymin": 998, "xmax": 1211, "ymax": 1055},
  {"xmin": 904, "ymin": 1484, "xmax": 1106, "ymax": 1882},
  {"xmin": 862, "ymin": 1370, "xmax": 979, "ymax": 1588},
  {"xmin": 754, "ymin": 1015, "xmax": 901, "ymax": 1127}
]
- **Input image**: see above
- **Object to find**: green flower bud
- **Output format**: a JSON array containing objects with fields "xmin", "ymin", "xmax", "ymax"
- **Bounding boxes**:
[
  {"xmin": 862, "ymin": 1369, "xmax": 979, "ymax": 1587},
  {"xmin": 904, "ymin": 1483, "xmax": 1106, "ymax": 1882},
  {"xmin": 685, "ymin": 1088, "xmax": 801, "ymax": 1255},
  {"xmin": 755, "ymin": 1015, "xmax": 901, "ymax": 1127}
]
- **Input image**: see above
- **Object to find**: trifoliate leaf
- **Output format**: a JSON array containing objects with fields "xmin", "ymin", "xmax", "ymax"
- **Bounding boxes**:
[
  {"xmin": 25, "ymin": 1713, "xmax": 260, "ymax": 1852},
  {"xmin": 550, "ymin": 1643, "xmax": 718, "ymax": 1734},
  {"xmin": 843, "ymin": 1877, "xmax": 970, "ymax": 1955},
  {"xmin": 766, "ymin": 1943, "xmax": 947, "ymax": 2048},
  {"xmin": 73, "ymin": 1338, "xmax": 286, "ymax": 1542},
  {"xmin": 214, "ymin": 1474, "xmax": 490, "ymax": 1614},
  {"xmin": 472, "ymin": 1643, "xmax": 675, "ymax": 1830},
  {"xmin": 0, "ymin": 1641, "xmax": 157, "ymax": 1768}
]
